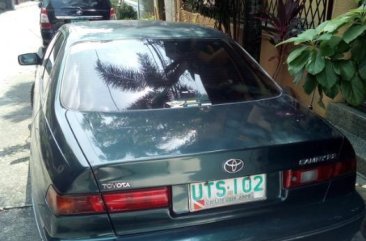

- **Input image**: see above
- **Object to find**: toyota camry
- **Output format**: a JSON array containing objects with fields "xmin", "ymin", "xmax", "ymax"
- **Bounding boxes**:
[{"xmin": 18, "ymin": 21, "xmax": 364, "ymax": 241}]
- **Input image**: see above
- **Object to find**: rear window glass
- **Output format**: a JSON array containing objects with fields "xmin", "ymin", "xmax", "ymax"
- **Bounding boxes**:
[
  {"xmin": 61, "ymin": 39, "xmax": 280, "ymax": 112},
  {"xmin": 47, "ymin": 0, "xmax": 109, "ymax": 8}
]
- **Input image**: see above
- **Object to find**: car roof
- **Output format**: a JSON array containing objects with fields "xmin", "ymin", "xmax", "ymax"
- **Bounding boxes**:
[{"xmin": 61, "ymin": 20, "xmax": 229, "ymax": 45}]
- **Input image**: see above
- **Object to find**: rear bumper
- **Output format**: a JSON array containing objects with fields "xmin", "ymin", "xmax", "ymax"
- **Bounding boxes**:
[
  {"xmin": 114, "ymin": 194, "xmax": 364, "ymax": 241},
  {"xmin": 40, "ymin": 192, "xmax": 365, "ymax": 241}
]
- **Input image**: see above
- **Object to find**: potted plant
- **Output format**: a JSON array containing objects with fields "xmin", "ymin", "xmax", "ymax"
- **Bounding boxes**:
[{"xmin": 278, "ymin": 2, "xmax": 366, "ymax": 107}]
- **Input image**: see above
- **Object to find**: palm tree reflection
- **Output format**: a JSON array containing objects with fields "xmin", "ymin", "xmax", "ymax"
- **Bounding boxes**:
[{"xmin": 95, "ymin": 39, "xmax": 203, "ymax": 110}]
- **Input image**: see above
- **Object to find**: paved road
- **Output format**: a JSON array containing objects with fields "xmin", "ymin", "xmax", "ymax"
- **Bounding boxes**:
[
  {"xmin": 0, "ymin": 2, "xmax": 41, "ymax": 240},
  {"xmin": 0, "ymin": 2, "xmax": 365, "ymax": 241}
]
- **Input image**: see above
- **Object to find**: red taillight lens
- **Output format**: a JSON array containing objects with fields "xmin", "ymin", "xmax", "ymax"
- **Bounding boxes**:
[
  {"xmin": 46, "ymin": 186, "xmax": 105, "ymax": 215},
  {"xmin": 110, "ymin": 8, "xmax": 117, "ymax": 20},
  {"xmin": 333, "ymin": 160, "xmax": 356, "ymax": 176},
  {"xmin": 40, "ymin": 8, "xmax": 52, "ymax": 29},
  {"xmin": 103, "ymin": 187, "xmax": 170, "ymax": 212},
  {"xmin": 45, "ymin": 186, "xmax": 170, "ymax": 215},
  {"xmin": 283, "ymin": 160, "xmax": 356, "ymax": 189}
]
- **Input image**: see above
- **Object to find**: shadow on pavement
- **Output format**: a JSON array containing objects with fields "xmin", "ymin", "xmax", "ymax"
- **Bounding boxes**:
[
  {"xmin": 10, "ymin": 156, "xmax": 29, "ymax": 165},
  {"xmin": 0, "ymin": 81, "xmax": 33, "ymax": 123},
  {"xmin": 0, "ymin": 143, "xmax": 30, "ymax": 158}
]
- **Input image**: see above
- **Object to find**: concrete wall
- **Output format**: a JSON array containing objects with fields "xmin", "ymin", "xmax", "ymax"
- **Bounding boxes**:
[
  {"xmin": 178, "ymin": 9, "xmax": 215, "ymax": 27},
  {"xmin": 332, "ymin": 0, "xmax": 357, "ymax": 17},
  {"xmin": 164, "ymin": 0, "xmax": 176, "ymax": 21}
]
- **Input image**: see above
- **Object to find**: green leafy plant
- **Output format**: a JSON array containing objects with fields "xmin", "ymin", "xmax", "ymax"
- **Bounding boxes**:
[
  {"xmin": 258, "ymin": 0, "xmax": 305, "ymax": 80},
  {"xmin": 117, "ymin": 2, "xmax": 137, "ymax": 20},
  {"xmin": 279, "ymin": 4, "xmax": 366, "ymax": 106},
  {"xmin": 356, "ymin": 0, "xmax": 366, "ymax": 5}
]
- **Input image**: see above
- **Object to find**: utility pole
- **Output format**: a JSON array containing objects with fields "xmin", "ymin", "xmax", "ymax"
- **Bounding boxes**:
[{"xmin": 137, "ymin": 0, "xmax": 140, "ymax": 19}]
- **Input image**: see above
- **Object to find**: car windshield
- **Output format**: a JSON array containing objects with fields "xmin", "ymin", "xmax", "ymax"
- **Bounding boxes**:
[
  {"xmin": 48, "ymin": 0, "xmax": 108, "ymax": 8},
  {"xmin": 61, "ymin": 39, "xmax": 280, "ymax": 112}
]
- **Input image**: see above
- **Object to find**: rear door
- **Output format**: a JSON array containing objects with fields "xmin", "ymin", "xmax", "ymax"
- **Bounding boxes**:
[{"xmin": 46, "ymin": 0, "xmax": 111, "ymax": 28}]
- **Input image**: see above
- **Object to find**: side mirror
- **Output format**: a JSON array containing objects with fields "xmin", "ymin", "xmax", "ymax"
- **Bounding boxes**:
[
  {"xmin": 38, "ymin": 2, "xmax": 43, "ymax": 8},
  {"xmin": 18, "ymin": 53, "xmax": 42, "ymax": 66}
]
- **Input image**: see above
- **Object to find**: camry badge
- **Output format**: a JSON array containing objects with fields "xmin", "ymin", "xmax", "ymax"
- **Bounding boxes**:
[{"xmin": 223, "ymin": 159, "xmax": 244, "ymax": 173}]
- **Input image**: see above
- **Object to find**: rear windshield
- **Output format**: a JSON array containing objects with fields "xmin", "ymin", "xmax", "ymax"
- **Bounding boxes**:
[
  {"xmin": 45, "ymin": 0, "xmax": 109, "ymax": 9},
  {"xmin": 61, "ymin": 39, "xmax": 280, "ymax": 112}
]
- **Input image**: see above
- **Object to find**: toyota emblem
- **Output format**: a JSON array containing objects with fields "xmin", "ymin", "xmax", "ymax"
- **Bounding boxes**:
[
  {"xmin": 223, "ymin": 159, "xmax": 244, "ymax": 173},
  {"xmin": 76, "ymin": 9, "xmax": 83, "ymax": 15}
]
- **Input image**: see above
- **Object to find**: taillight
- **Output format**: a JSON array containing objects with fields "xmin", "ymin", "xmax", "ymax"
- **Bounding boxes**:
[
  {"xmin": 110, "ymin": 8, "xmax": 117, "ymax": 20},
  {"xmin": 103, "ymin": 187, "xmax": 170, "ymax": 212},
  {"xmin": 46, "ymin": 186, "xmax": 105, "ymax": 215},
  {"xmin": 46, "ymin": 186, "xmax": 170, "ymax": 215},
  {"xmin": 283, "ymin": 160, "xmax": 356, "ymax": 189},
  {"xmin": 40, "ymin": 8, "xmax": 52, "ymax": 29}
]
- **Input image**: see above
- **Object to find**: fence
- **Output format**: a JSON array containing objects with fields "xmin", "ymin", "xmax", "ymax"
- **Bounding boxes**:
[
  {"xmin": 180, "ymin": 0, "xmax": 263, "ymax": 61},
  {"xmin": 265, "ymin": 0, "xmax": 334, "ymax": 29}
]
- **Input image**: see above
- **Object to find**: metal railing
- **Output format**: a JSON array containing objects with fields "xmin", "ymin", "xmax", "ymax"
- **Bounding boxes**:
[{"xmin": 265, "ymin": 0, "xmax": 334, "ymax": 29}]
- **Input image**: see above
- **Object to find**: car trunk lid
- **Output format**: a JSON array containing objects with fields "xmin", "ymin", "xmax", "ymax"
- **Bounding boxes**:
[{"xmin": 66, "ymin": 96, "xmax": 344, "ymax": 235}]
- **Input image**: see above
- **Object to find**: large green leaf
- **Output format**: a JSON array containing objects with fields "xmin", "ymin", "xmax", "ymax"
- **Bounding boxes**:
[
  {"xmin": 334, "ymin": 39, "xmax": 350, "ymax": 55},
  {"xmin": 339, "ymin": 60, "xmax": 356, "ymax": 81},
  {"xmin": 306, "ymin": 50, "xmax": 325, "ymax": 75},
  {"xmin": 319, "ymin": 36, "xmax": 350, "ymax": 57},
  {"xmin": 287, "ymin": 46, "xmax": 308, "ymax": 64},
  {"xmin": 359, "ymin": 58, "xmax": 366, "ymax": 80},
  {"xmin": 343, "ymin": 24, "xmax": 366, "ymax": 43},
  {"xmin": 324, "ymin": 85, "xmax": 339, "ymax": 99},
  {"xmin": 351, "ymin": 36, "xmax": 366, "ymax": 63},
  {"xmin": 317, "ymin": 33, "xmax": 333, "ymax": 41},
  {"xmin": 316, "ymin": 69, "xmax": 328, "ymax": 88},
  {"xmin": 278, "ymin": 29, "xmax": 317, "ymax": 46},
  {"xmin": 287, "ymin": 49, "xmax": 311, "ymax": 76},
  {"xmin": 333, "ymin": 61, "xmax": 341, "ymax": 75},
  {"xmin": 319, "ymin": 42, "xmax": 335, "ymax": 56},
  {"xmin": 316, "ymin": 21, "xmax": 330, "ymax": 34},
  {"xmin": 324, "ymin": 35, "xmax": 342, "ymax": 48},
  {"xmin": 303, "ymin": 74, "xmax": 317, "ymax": 94},
  {"xmin": 340, "ymin": 75, "xmax": 365, "ymax": 106},
  {"xmin": 315, "ymin": 61, "xmax": 338, "ymax": 90},
  {"xmin": 324, "ymin": 60, "xmax": 339, "ymax": 88},
  {"xmin": 296, "ymin": 29, "xmax": 318, "ymax": 42},
  {"xmin": 323, "ymin": 16, "xmax": 351, "ymax": 33}
]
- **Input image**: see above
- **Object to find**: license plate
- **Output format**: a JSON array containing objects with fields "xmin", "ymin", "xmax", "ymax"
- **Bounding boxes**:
[
  {"xmin": 188, "ymin": 174, "xmax": 266, "ymax": 212},
  {"xmin": 71, "ymin": 19, "xmax": 86, "ymax": 23}
]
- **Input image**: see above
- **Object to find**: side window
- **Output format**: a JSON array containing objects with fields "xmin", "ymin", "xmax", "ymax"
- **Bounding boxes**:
[{"xmin": 41, "ymin": 33, "xmax": 65, "ymax": 97}]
